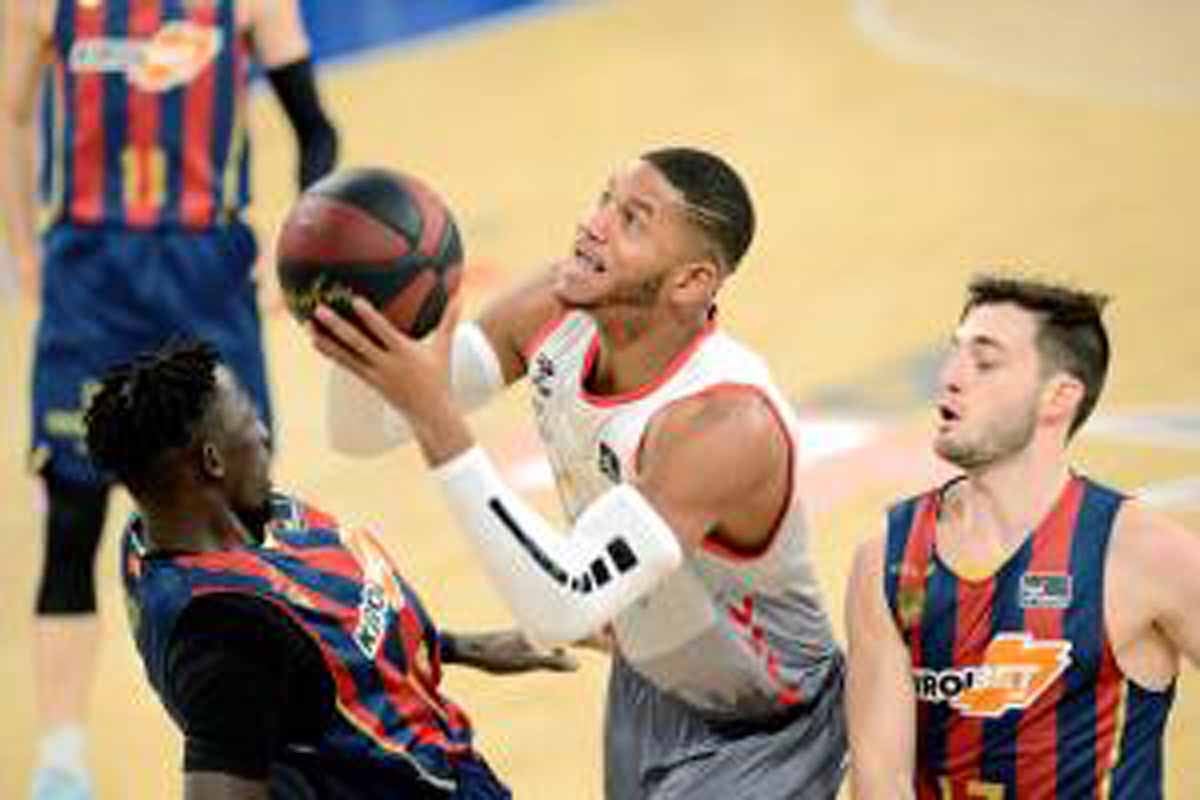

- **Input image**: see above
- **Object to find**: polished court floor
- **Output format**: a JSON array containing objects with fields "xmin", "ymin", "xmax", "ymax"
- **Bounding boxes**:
[{"xmin": 1, "ymin": 1, "xmax": 1197, "ymax": 796}]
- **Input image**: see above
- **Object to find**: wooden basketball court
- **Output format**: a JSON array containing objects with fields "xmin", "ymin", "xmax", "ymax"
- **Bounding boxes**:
[{"xmin": 1, "ymin": 1, "xmax": 1197, "ymax": 796}]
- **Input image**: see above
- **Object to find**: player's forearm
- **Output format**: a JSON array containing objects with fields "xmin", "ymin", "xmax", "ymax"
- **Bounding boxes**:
[
  {"xmin": 0, "ymin": 115, "xmax": 38, "ymax": 261},
  {"xmin": 849, "ymin": 764, "xmax": 916, "ymax": 800},
  {"xmin": 433, "ymin": 446, "xmax": 683, "ymax": 646}
]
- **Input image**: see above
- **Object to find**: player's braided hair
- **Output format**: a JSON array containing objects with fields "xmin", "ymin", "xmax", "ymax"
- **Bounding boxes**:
[
  {"xmin": 643, "ymin": 147, "xmax": 756, "ymax": 274},
  {"xmin": 84, "ymin": 339, "xmax": 220, "ymax": 492}
]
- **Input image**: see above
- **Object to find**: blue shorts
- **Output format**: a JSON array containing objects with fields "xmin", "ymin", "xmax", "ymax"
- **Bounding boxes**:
[{"xmin": 30, "ymin": 221, "xmax": 272, "ymax": 487}]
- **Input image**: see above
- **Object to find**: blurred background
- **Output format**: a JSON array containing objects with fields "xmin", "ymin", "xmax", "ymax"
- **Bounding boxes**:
[{"xmin": 2, "ymin": 0, "xmax": 1197, "ymax": 796}]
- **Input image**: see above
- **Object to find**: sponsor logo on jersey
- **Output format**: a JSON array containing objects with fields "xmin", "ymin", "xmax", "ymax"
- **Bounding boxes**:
[
  {"xmin": 1019, "ymin": 573, "xmax": 1072, "ymax": 609},
  {"xmin": 69, "ymin": 21, "xmax": 223, "ymax": 93},
  {"xmin": 914, "ymin": 632, "xmax": 1072, "ymax": 717},
  {"xmin": 344, "ymin": 527, "xmax": 407, "ymax": 660}
]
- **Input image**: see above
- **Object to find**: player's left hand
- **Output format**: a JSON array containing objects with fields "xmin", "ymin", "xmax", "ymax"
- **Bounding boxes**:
[{"xmin": 442, "ymin": 629, "xmax": 579, "ymax": 676}]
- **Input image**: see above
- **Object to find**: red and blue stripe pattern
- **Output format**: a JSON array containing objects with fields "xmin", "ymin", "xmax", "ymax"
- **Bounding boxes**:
[
  {"xmin": 884, "ymin": 476, "xmax": 1175, "ymax": 799},
  {"xmin": 42, "ymin": 0, "xmax": 250, "ymax": 230},
  {"xmin": 121, "ymin": 493, "xmax": 477, "ymax": 793}
]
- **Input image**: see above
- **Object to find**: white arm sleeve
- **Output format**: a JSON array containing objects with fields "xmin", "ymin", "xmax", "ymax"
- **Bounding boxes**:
[
  {"xmin": 325, "ymin": 321, "xmax": 505, "ymax": 457},
  {"xmin": 433, "ymin": 446, "xmax": 684, "ymax": 646}
]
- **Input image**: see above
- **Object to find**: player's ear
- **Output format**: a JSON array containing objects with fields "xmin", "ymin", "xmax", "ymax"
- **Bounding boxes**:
[
  {"xmin": 199, "ymin": 440, "xmax": 226, "ymax": 480},
  {"xmin": 671, "ymin": 255, "xmax": 721, "ymax": 304},
  {"xmin": 1041, "ymin": 372, "xmax": 1084, "ymax": 429}
]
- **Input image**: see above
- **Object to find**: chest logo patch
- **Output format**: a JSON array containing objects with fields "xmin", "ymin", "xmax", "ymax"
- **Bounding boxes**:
[
  {"xmin": 913, "ymin": 632, "xmax": 1073, "ymax": 717},
  {"xmin": 69, "ymin": 22, "xmax": 223, "ymax": 93}
]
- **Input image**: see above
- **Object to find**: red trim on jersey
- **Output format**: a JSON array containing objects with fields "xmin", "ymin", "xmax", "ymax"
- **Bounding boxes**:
[
  {"xmin": 521, "ymin": 309, "xmax": 570, "ymax": 363},
  {"xmin": 71, "ymin": 5, "xmax": 105, "ymax": 224},
  {"xmin": 180, "ymin": 1, "xmax": 216, "ymax": 227},
  {"xmin": 579, "ymin": 317, "xmax": 717, "ymax": 408},
  {"xmin": 1014, "ymin": 476, "xmax": 1083, "ymax": 796},
  {"xmin": 125, "ymin": 0, "xmax": 162, "ymax": 227}
]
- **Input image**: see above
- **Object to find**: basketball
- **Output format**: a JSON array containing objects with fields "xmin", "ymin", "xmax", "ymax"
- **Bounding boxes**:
[{"xmin": 275, "ymin": 167, "xmax": 464, "ymax": 338}]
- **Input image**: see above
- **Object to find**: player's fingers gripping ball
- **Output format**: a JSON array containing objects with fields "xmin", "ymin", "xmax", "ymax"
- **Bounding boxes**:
[{"xmin": 276, "ymin": 167, "xmax": 463, "ymax": 338}]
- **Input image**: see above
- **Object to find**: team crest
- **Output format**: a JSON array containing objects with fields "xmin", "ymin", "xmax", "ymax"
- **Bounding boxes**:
[
  {"xmin": 913, "ymin": 632, "xmax": 1073, "ymax": 717},
  {"xmin": 598, "ymin": 441, "xmax": 621, "ymax": 483}
]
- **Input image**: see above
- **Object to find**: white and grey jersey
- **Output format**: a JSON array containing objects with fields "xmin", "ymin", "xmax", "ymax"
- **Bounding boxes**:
[{"xmin": 527, "ymin": 311, "xmax": 840, "ymax": 720}]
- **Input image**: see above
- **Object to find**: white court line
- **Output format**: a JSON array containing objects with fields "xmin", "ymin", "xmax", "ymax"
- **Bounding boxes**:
[{"xmin": 850, "ymin": 0, "xmax": 1200, "ymax": 108}]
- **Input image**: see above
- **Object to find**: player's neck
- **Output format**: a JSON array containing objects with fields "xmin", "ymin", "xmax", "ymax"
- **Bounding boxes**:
[
  {"xmin": 140, "ymin": 493, "xmax": 253, "ymax": 553},
  {"xmin": 955, "ymin": 442, "xmax": 1073, "ymax": 547},
  {"xmin": 587, "ymin": 308, "xmax": 710, "ymax": 396}
]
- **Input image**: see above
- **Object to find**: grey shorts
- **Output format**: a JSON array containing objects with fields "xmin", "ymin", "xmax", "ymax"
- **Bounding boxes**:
[{"xmin": 604, "ymin": 653, "xmax": 848, "ymax": 800}]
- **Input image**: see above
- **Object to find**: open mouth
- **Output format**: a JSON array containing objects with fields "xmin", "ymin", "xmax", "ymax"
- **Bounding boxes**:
[
  {"xmin": 573, "ymin": 245, "xmax": 607, "ymax": 273},
  {"xmin": 938, "ymin": 404, "xmax": 960, "ymax": 424}
]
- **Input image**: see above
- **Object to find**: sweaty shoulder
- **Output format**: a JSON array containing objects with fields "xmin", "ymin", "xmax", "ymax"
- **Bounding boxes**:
[{"xmin": 637, "ymin": 385, "xmax": 790, "ymax": 550}]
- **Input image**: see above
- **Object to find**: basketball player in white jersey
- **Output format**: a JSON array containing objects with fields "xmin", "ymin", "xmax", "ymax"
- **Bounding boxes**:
[{"xmin": 311, "ymin": 148, "xmax": 847, "ymax": 798}]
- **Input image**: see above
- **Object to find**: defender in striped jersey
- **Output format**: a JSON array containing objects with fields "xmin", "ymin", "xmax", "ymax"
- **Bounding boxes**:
[
  {"xmin": 2, "ymin": 1, "xmax": 337, "ymax": 796},
  {"xmin": 83, "ymin": 340, "xmax": 575, "ymax": 800},
  {"xmin": 845, "ymin": 276, "xmax": 1200, "ymax": 799}
]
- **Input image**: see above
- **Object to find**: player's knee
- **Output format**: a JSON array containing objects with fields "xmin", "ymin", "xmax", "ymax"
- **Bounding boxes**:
[{"xmin": 35, "ymin": 476, "xmax": 109, "ymax": 616}]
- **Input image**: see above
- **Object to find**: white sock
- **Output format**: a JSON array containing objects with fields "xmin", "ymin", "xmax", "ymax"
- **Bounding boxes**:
[{"xmin": 36, "ymin": 724, "xmax": 88, "ymax": 778}]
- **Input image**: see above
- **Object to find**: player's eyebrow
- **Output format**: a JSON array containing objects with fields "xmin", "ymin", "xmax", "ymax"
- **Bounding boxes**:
[
  {"xmin": 951, "ymin": 332, "xmax": 1007, "ymax": 352},
  {"xmin": 627, "ymin": 196, "xmax": 656, "ymax": 218}
]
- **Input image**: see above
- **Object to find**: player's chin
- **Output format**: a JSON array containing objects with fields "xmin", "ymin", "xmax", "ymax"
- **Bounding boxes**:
[{"xmin": 551, "ymin": 284, "xmax": 600, "ymax": 310}]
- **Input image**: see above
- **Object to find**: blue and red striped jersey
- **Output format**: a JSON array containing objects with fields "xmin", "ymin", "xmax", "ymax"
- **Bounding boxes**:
[
  {"xmin": 885, "ymin": 476, "xmax": 1175, "ymax": 799},
  {"xmin": 121, "ymin": 493, "xmax": 477, "ymax": 794},
  {"xmin": 40, "ymin": 0, "xmax": 251, "ymax": 230}
]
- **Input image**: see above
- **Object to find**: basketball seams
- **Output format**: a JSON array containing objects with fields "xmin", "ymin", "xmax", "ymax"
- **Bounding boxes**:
[{"xmin": 277, "ymin": 195, "xmax": 413, "ymax": 264}]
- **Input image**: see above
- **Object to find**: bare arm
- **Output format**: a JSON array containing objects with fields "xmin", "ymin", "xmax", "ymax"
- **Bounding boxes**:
[
  {"xmin": 1117, "ymin": 504, "xmax": 1200, "ymax": 669},
  {"xmin": 245, "ymin": 0, "xmax": 309, "ymax": 68},
  {"xmin": 845, "ymin": 534, "xmax": 917, "ymax": 800},
  {"xmin": 1, "ymin": 0, "xmax": 53, "ymax": 294},
  {"xmin": 634, "ymin": 386, "xmax": 790, "ymax": 551},
  {"xmin": 475, "ymin": 261, "xmax": 566, "ymax": 385},
  {"xmin": 185, "ymin": 773, "xmax": 268, "ymax": 800}
]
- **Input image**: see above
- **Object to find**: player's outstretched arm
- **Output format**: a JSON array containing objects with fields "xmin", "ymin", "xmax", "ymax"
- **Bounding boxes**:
[
  {"xmin": 440, "ymin": 629, "xmax": 579, "ymax": 675},
  {"xmin": 0, "ymin": 0, "xmax": 53, "ymax": 296},
  {"xmin": 845, "ymin": 534, "xmax": 917, "ymax": 800}
]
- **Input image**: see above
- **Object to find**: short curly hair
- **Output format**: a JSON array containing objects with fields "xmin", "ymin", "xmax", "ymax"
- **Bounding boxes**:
[{"xmin": 84, "ymin": 339, "xmax": 220, "ymax": 492}]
